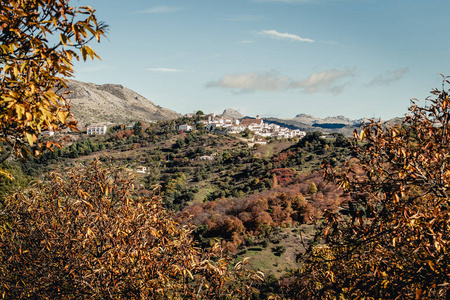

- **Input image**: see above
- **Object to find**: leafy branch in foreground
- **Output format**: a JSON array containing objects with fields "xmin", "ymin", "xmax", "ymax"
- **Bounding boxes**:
[
  {"xmin": 293, "ymin": 77, "xmax": 450, "ymax": 299},
  {"xmin": 0, "ymin": 0, "xmax": 107, "ymax": 163},
  {"xmin": 0, "ymin": 161, "xmax": 262, "ymax": 299}
]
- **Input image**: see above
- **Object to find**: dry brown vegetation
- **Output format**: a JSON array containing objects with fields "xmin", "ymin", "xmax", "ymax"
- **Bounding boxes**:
[
  {"xmin": 0, "ymin": 161, "xmax": 262, "ymax": 299},
  {"xmin": 178, "ymin": 171, "xmax": 345, "ymax": 253},
  {"xmin": 290, "ymin": 80, "xmax": 450, "ymax": 299}
]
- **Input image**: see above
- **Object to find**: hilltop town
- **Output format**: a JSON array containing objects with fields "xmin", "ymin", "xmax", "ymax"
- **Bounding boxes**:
[
  {"xmin": 180, "ymin": 113, "xmax": 306, "ymax": 143},
  {"xmin": 81, "ymin": 112, "xmax": 307, "ymax": 146}
]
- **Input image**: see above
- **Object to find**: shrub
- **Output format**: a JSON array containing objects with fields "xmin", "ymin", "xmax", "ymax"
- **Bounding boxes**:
[
  {"xmin": 295, "ymin": 79, "xmax": 450, "ymax": 299},
  {"xmin": 272, "ymin": 245, "xmax": 286, "ymax": 256},
  {"xmin": 0, "ymin": 161, "xmax": 261, "ymax": 299}
]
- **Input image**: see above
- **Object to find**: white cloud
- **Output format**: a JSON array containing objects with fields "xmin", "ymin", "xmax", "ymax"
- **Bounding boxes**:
[
  {"xmin": 289, "ymin": 69, "xmax": 354, "ymax": 94},
  {"xmin": 259, "ymin": 30, "xmax": 314, "ymax": 42},
  {"xmin": 147, "ymin": 68, "xmax": 184, "ymax": 73},
  {"xmin": 239, "ymin": 40, "xmax": 255, "ymax": 44},
  {"xmin": 207, "ymin": 69, "xmax": 353, "ymax": 94},
  {"xmin": 206, "ymin": 71, "xmax": 290, "ymax": 92},
  {"xmin": 368, "ymin": 68, "xmax": 409, "ymax": 86},
  {"xmin": 138, "ymin": 6, "xmax": 183, "ymax": 14}
]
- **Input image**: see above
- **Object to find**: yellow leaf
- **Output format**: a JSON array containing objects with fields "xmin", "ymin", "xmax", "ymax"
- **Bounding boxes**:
[
  {"xmin": 57, "ymin": 111, "xmax": 66, "ymax": 124},
  {"xmin": 19, "ymin": 60, "xmax": 28, "ymax": 73},
  {"xmin": 15, "ymin": 104, "xmax": 24, "ymax": 119},
  {"xmin": 0, "ymin": 169, "xmax": 14, "ymax": 181},
  {"xmin": 81, "ymin": 47, "xmax": 87, "ymax": 61},
  {"xmin": 59, "ymin": 33, "xmax": 67, "ymax": 46},
  {"xmin": 25, "ymin": 132, "xmax": 34, "ymax": 146},
  {"xmin": 185, "ymin": 269, "xmax": 193, "ymax": 280},
  {"xmin": 82, "ymin": 200, "xmax": 94, "ymax": 209},
  {"xmin": 427, "ymin": 260, "xmax": 436, "ymax": 271},
  {"xmin": 86, "ymin": 227, "xmax": 95, "ymax": 237},
  {"xmin": 359, "ymin": 130, "xmax": 365, "ymax": 140}
]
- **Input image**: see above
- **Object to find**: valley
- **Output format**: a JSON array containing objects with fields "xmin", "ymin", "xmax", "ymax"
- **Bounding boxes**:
[{"xmin": 1, "ymin": 112, "xmax": 353, "ymax": 296}]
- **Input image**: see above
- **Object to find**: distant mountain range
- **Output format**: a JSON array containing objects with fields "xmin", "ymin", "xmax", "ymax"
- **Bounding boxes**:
[
  {"xmin": 218, "ymin": 111, "xmax": 402, "ymax": 135},
  {"xmin": 291, "ymin": 113, "xmax": 364, "ymax": 126},
  {"xmin": 65, "ymin": 80, "xmax": 180, "ymax": 127},
  {"xmin": 264, "ymin": 114, "xmax": 403, "ymax": 136},
  {"xmin": 64, "ymin": 80, "xmax": 401, "ymax": 136}
]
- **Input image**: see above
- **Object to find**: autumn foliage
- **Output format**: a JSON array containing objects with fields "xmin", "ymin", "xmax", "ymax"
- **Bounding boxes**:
[
  {"xmin": 0, "ymin": 161, "xmax": 262, "ymax": 299},
  {"xmin": 293, "ymin": 78, "xmax": 450, "ymax": 299},
  {"xmin": 179, "ymin": 171, "xmax": 344, "ymax": 252},
  {"xmin": 0, "ymin": 0, "xmax": 106, "ymax": 165}
]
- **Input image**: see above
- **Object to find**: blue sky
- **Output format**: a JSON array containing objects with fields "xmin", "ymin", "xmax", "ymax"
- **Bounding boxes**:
[{"xmin": 72, "ymin": 0, "xmax": 450, "ymax": 119}]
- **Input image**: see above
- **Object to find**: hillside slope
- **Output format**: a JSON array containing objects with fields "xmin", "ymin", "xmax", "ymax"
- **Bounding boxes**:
[
  {"xmin": 221, "ymin": 108, "xmax": 244, "ymax": 119},
  {"xmin": 266, "ymin": 114, "xmax": 402, "ymax": 137},
  {"xmin": 65, "ymin": 80, "xmax": 180, "ymax": 127}
]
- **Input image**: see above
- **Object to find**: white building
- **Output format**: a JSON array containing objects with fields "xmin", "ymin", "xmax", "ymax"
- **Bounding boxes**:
[
  {"xmin": 86, "ymin": 125, "xmax": 107, "ymax": 135},
  {"xmin": 291, "ymin": 129, "xmax": 306, "ymax": 138},
  {"xmin": 179, "ymin": 124, "xmax": 194, "ymax": 132},
  {"xmin": 136, "ymin": 166, "xmax": 147, "ymax": 174}
]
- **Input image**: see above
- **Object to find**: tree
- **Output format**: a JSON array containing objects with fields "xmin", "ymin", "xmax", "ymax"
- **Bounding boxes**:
[
  {"xmin": 0, "ymin": 0, "xmax": 107, "ymax": 164},
  {"xmin": 307, "ymin": 182, "xmax": 318, "ymax": 195},
  {"xmin": 242, "ymin": 128, "xmax": 253, "ymax": 139},
  {"xmin": 133, "ymin": 121, "xmax": 143, "ymax": 136},
  {"xmin": 196, "ymin": 121, "xmax": 207, "ymax": 134},
  {"xmin": 0, "ymin": 161, "xmax": 263, "ymax": 299},
  {"xmin": 294, "ymin": 78, "xmax": 450, "ymax": 299}
]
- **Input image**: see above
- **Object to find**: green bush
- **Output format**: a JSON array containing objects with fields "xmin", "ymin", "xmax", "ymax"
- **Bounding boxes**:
[{"xmin": 272, "ymin": 245, "xmax": 286, "ymax": 256}]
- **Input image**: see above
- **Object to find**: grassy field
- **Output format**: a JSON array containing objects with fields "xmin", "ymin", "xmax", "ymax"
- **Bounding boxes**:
[{"xmin": 235, "ymin": 225, "xmax": 315, "ymax": 279}]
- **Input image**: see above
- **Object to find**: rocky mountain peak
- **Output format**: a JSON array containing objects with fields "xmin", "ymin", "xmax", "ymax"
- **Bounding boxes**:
[
  {"xmin": 65, "ymin": 80, "xmax": 180, "ymax": 127},
  {"xmin": 221, "ymin": 108, "xmax": 244, "ymax": 119}
]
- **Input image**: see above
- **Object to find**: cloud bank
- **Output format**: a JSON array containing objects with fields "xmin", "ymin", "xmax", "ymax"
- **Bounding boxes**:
[
  {"xmin": 207, "ymin": 69, "xmax": 354, "ymax": 94},
  {"xmin": 290, "ymin": 69, "xmax": 354, "ymax": 95},
  {"xmin": 259, "ymin": 30, "xmax": 314, "ymax": 42},
  {"xmin": 368, "ymin": 68, "xmax": 409, "ymax": 86},
  {"xmin": 206, "ymin": 72, "xmax": 290, "ymax": 92}
]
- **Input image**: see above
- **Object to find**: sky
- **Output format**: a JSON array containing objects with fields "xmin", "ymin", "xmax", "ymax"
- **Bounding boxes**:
[{"xmin": 72, "ymin": 0, "xmax": 450, "ymax": 120}]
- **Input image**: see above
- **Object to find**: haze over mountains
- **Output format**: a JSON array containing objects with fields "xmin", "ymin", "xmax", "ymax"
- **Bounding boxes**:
[
  {"xmin": 66, "ymin": 80, "xmax": 401, "ymax": 134},
  {"xmin": 291, "ymin": 113, "xmax": 364, "ymax": 126}
]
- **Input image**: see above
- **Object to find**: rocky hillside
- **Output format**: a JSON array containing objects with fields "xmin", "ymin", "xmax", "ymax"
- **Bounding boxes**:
[
  {"xmin": 221, "ymin": 108, "xmax": 244, "ymax": 119},
  {"xmin": 64, "ymin": 80, "xmax": 180, "ymax": 127},
  {"xmin": 292, "ymin": 113, "xmax": 364, "ymax": 126},
  {"xmin": 265, "ymin": 114, "xmax": 402, "ymax": 137}
]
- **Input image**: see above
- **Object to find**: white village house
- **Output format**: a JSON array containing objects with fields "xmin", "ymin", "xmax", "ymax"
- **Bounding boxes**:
[
  {"xmin": 178, "ymin": 124, "xmax": 194, "ymax": 132},
  {"xmin": 183, "ymin": 112, "xmax": 306, "ymax": 139},
  {"xmin": 86, "ymin": 125, "xmax": 107, "ymax": 135}
]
